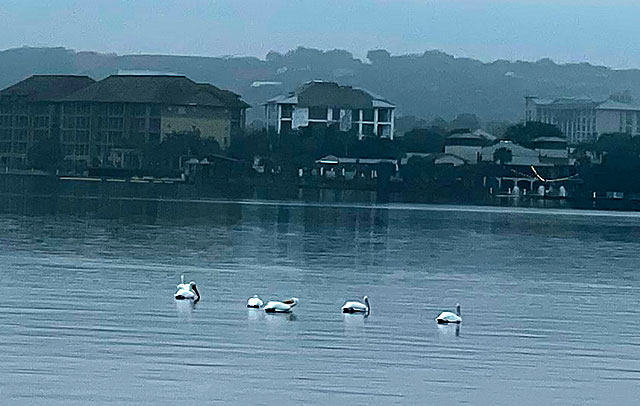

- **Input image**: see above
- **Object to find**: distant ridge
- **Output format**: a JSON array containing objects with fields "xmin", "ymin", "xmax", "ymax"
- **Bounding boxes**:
[{"xmin": 2, "ymin": 46, "xmax": 639, "ymax": 123}]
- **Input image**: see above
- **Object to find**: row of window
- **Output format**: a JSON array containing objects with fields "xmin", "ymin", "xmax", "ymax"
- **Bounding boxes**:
[
  {"xmin": 280, "ymin": 106, "xmax": 392, "ymax": 123},
  {"xmin": 0, "ymin": 141, "xmax": 27, "ymax": 153}
]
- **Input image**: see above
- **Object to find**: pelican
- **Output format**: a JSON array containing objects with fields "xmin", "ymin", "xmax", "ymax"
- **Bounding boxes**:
[
  {"xmin": 264, "ymin": 297, "xmax": 299, "ymax": 313},
  {"xmin": 174, "ymin": 275, "xmax": 200, "ymax": 303},
  {"xmin": 436, "ymin": 303, "xmax": 462, "ymax": 324},
  {"xmin": 341, "ymin": 296, "xmax": 370, "ymax": 315},
  {"xmin": 247, "ymin": 295, "xmax": 264, "ymax": 308}
]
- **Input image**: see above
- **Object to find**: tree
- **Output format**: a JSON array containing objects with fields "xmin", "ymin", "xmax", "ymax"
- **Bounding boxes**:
[
  {"xmin": 450, "ymin": 113, "xmax": 481, "ymax": 131},
  {"xmin": 503, "ymin": 122, "xmax": 563, "ymax": 147},
  {"xmin": 493, "ymin": 147, "xmax": 513, "ymax": 165},
  {"xmin": 400, "ymin": 127, "xmax": 446, "ymax": 153},
  {"xmin": 367, "ymin": 49, "xmax": 391, "ymax": 64},
  {"xmin": 144, "ymin": 130, "xmax": 221, "ymax": 169},
  {"xmin": 27, "ymin": 138, "xmax": 62, "ymax": 170}
]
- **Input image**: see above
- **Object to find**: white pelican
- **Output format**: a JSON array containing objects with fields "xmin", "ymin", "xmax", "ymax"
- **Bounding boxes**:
[
  {"xmin": 247, "ymin": 295, "xmax": 264, "ymax": 308},
  {"xmin": 264, "ymin": 297, "xmax": 299, "ymax": 313},
  {"xmin": 341, "ymin": 296, "xmax": 370, "ymax": 315},
  {"xmin": 436, "ymin": 303, "xmax": 462, "ymax": 324},
  {"xmin": 174, "ymin": 275, "xmax": 200, "ymax": 303}
]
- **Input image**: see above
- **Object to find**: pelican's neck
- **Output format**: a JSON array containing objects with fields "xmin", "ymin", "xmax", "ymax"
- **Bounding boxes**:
[
  {"xmin": 192, "ymin": 284, "xmax": 200, "ymax": 303},
  {"xmin": 364, "ymin": 297, "xmax": 370, "ymax": 315},
  {"xmin": 456, "ymin": 304, "xmax": 461, "ymax": 317},
  {"xmin": 180, "ymin": 275, "xmax": 185, "ymax": 285}
]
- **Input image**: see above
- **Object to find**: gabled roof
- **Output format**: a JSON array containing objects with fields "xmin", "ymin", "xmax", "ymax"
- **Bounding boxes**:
[
  {"xmin": 61, "ymin": 75, "xmax": 249, "ymax": 108},
  {"xmin": 0, "ymin": 75, "xmax": 96, "ymax": 102},
  {"xmin": 268, "ymin": 80, "xmax": 394, "ymax": 109}
]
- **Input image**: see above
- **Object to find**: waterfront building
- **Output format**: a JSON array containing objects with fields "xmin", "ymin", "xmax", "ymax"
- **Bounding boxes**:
[
  {"xmin": 0, "ymin": 74, "xmax": 249, "ymax": 169},
  {"xmin": 525, "ymin": 96, "xmax": 640, "ymax": 144},
  {"xmin": 444, "ymin": 130, "xmax": 496, "ymax": 164},
  {"xmin": 265, "ymin": 80, "xmax": 395, "ymax": 139}
]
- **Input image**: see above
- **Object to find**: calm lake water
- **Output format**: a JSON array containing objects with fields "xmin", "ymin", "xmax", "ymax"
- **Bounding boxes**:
[{"xmin": 1, "ymin": 202, "xmax": 640, "ymax": 405}]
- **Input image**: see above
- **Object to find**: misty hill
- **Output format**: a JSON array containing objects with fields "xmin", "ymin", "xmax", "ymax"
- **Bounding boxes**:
[{"xmin": 2, "ymin": 46, "xmax": 640, "ymax": 125}]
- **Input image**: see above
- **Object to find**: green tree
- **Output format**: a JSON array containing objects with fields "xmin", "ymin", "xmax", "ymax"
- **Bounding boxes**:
[
  {"xmin": 503, "ymin": 122, "xmax": 563, "ymax": 147},
  {"xmin": 27, "ymin": 138, "xmax": 63, "ymax": 170},
  {"xmin": 400, "ymin": 127, "xmax": 446, "ymax": 153},
  {"xmin": 493, "ymin": 147, "xmax": 513, "ymax": 165},
  {"xmin": 450, "ymin": 113, "xmax": 481, "ymax": 131}
]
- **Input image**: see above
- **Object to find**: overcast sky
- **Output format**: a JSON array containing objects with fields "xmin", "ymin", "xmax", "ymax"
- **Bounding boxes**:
[{"xmin": 2, "ymin": 0, "xmax": 640, "ymax": 68}]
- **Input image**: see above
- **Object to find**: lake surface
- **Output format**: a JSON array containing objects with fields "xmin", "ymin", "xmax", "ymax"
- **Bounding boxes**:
[{"xmin": 1, "ymin": 202, "xmax": 640, "ymax": 405}]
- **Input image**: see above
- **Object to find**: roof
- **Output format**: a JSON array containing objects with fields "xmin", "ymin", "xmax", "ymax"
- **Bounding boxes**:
[
  {"xmin": 62, "ymin": 75, "xmax": 249, "ymax": 108},
  {"xmin": 528, "ymin": 97, "xmax": 601, "ymax": 109},
  {"xmin": 531, "ymin": 137, "xmax": 568, "ymax": 143},
  {"xmin": 268, "ymin": 80, "xmax": 394, "ymax": 109},
  {"xmin": 401, "ymin": 152, "xmax": 467, "ymax": 166},
  {"xmin": 316, "ymin": 155, "xmax": 397, "ymax": 165},
  {"xmin": 528, "ymin": 96, "xmax": 640, "ymax": 112},
  {"xmin": 596, "ymin": 100, "xmax": 640, "ymax": 112},
  {"xmin": 0, "ymin": 75, "xmax": 96, "ymax": 102}
]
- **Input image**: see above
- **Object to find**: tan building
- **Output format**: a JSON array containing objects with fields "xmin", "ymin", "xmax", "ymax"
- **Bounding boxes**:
[
  {"xmin": 0, "ymin": 74, "xmax": 249, "ymax": 169},
  {"xmin": 525, "ymin": 96, "xmax": 640, "ymax": 144}
]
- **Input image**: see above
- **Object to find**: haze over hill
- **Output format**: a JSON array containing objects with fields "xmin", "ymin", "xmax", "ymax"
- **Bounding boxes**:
[{"xmin": 2, "ymin": 46, "xmax": 640, "ymax": 125}]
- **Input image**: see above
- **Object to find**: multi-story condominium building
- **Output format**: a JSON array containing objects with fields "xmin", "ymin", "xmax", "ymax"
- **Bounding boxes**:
[
  {"xmin": 265, "ymin": 81, "xmax": 395, "ymax": 139},
  {"xmin": 0, "ymin": 74, "xmax": 249, "ymax": 169},
  {"xmin": 525, "ymin": 96, "xmax": 640, "ymax": 144}
]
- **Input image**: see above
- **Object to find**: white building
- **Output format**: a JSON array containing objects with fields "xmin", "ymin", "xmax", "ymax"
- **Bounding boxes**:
[
  {"xmin": 525, "ymin": 96, "xmax": 640, "ymax": 144},
  {"xmin": 265, "ymin": 81, "xmax": 395, "ymax": 139}
]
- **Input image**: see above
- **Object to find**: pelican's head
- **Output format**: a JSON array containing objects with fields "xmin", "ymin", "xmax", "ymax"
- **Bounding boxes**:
[
  {"xmin": 289, "ymin": 297, "xmax": 299, "ymax": 307},
  {"xmin": 364, "ymin": 296, "xmax": 370, "ymax": 315}
]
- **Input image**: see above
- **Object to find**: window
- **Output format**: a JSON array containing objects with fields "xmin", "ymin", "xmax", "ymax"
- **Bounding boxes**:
[
  {"xmin": 107, "ymin": 117, "xmax": 123, "ymax": 129},
  {"xmin": 15, "ymin": 116, "xmax": 28, "ymax": 127},
  {"xmin": 133, "ymin": 104, "xmax": 147, "ymax": 116},
  {"xmin": 0, "ymin": 129, "xmax": 10, "ymax": 140},
  {"xmin": 332, "ymin": 108, "xmax": 341, "ymax": 121},
  {"xmin": 352, "ymin": 109, "xmax": 360, "ymax": 122},
  {"xmin": 62, "ymin": 130, "xmax": 74, "ymax": 142},
  {"xmin": 76, "ymin": 116, "xmax": 90, "ymax": 129},
  {"xmin": 75, "ymin": 144, "xmax": 89, "ymax": 155},
  {"xmin": 309, "ymin": 107, "xmax": 328, "ymax": 120},
  {"xmin": 280, "ymin": 120, "xmax": 292, "ymax": 134},
  {"xmin": 281, "ymin": 105, "xmax": 293, "ymax": 119},
  {"xmin": 77, "ymin": 130, "xmax": 89, "ymax": 142},
  {"xmin": 63, "ymin": 116, "xmax": 76, "ymax": 128},
  {"xmin": 13, "ymin": 142, "xmax": 27, "ymax": 153},
  {"xmin": 0, "ymin": 142, "xmax": 10, "ymax": 153},
  {"xmin": 149, "ymin": 118, "xmax": 161, "ymax": 132},
  {"xmin": 63, "ymin": 145, "xmax": 75, "ymax": 155},
  {"xmin": 378, "ymin": 108, "xmax": 391, "ymax": 122},
  {"xmin": 34, "ymin": 116, "xmax": 49, "ymax": 128},
  {"xmin": 78, "ymin": 104, "xmax": 91, "ymax": 114},
  {"xmin": 362, "ymin": 109, "xmax": 374, "ymax": 122},
  {"xmin": 108, "ymin": 104, "xmax": 124, "ymax": 116},
  {"xmin": 136, "ymin": 118, "xmax": 147, "ymax": 130},
  {"xmin": 150, "ymin": 105, "xmax": 161, "ymax": 117},
  {"xmin": 362, "ymin": 124, "xmax": 374, "ymax": 136},
  {"xmin": 34, "ymin": 129, "xmax": 48, "ymax": 140},
  {"xmin": 63, "ymin": 104, "xmax": 76, "ymax": 114},
  {"xmin": 14, "ymin": 130, "xmax": 27, "ymax": 140}
]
